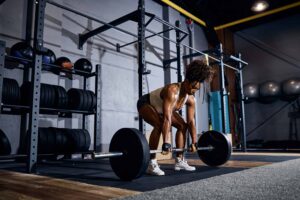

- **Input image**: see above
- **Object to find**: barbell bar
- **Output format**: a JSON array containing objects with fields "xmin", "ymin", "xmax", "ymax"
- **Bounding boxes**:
[{"xmin": 93, "ymin": 145, "xmax": 214, "ymax": 159}]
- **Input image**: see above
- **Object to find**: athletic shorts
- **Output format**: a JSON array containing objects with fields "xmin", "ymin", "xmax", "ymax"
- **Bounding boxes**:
[{"xmin": 136, "ymin": 94, "xmax": 150, "ymax": 111}]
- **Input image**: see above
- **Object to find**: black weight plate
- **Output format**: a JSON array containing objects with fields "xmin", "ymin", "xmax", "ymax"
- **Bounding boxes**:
[
  {"xmin": 2, "ymin": 78, "xmax": 9, "ymax": 103},
  {"xmin": 91, "ymin": 91, "xmax": 97, "ymax": 110},
  {"xmin": 55, "ymin": 128, "xmax": 65, "ymax": 154},
  {"xmin": 83, "ymin": 90, "xmax": 91, "ymax": 111},
  {"xmin": 77, "ymin": 129, "xmax": 86, "ymax": 151},
  {"xmin": 60, "ymin": 86, "xmax": 68, "ymax": 108},
  {"xmin": 67, "ymin": 89, "xmax": 81, "ymax": 110},
  {"xmin": 47, "ymin": 85, "xmax": 54, "ymax": 108},
  {"xmin": 82, "ymin": 129, "xmax": 91, "ymax": 151},
  {"xmin": 46, "ymin": 128, "xmax": 56, "ymax": 154},
  {"xmin": 109, "ymin": 128, "xmax": 150, "ymax": 181},
  {"xmin": 45, "ymin": 84, "xmax": 51, "ymax": 108},
  {"xmin": 64, "ymin": 128, "xmax": 76, "ymax": 153},
  {"xmin": 9, "ymin": 79, "xmax": 15, "ymax": 104},
  {"xmin": 87, "ymin": 91, "xmax": 94, "ymax": 111},
  {"xmin": 56, "ymin": 86, "xmax": 63, "ymax": 108},
  {"xmin": 0, "ymin": 129, "xmax": 11, "ymax": 155},
  {"xmin": 79, "ymin": 89, "xmax": 86, "ymax": 111},
  {"xmin": 20, "ymin": 82, "xmax": 31, "ymax": 105},
  {"xmin": 7, "ymin": 79, "xmax": 13, "ymax": 104},
  {"xmin": 50, "ymin": 85, "xmax": 56, "ymax": 108},
  {"xmin": 40, "ymin": 84, "xmax": 46, "ymax": 107},
  {"xmin": 197, "ymin": 130, "xmax": 232, "ymax": 166},
  {"xmin": 38, "ymin": 128, "xmax": 48, "ymax": 153},
  {"xmin": 68, "ymin": 129, "xmax": 80, "ymax": 152},
  {"xmin": 13, "ymin": 79, "xmax": 20, "ymax": 105},
  {"xmin": 82, "ymin": 90, "xmax": 89, "ymax": 111},
  {"xmin": 5, "ymin": 79, "xmax": 12, "ymax": 104},
  {"xmin": 10, "ymin": 79, "xmax": 18, "ymax": 105}
]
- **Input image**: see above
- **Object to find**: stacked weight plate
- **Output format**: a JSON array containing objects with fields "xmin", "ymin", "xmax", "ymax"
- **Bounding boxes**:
[
  {"xmin": 67, "ymin": 88, "xmax": 96, "ymax": 111},
  {"xmin": 20, "ymin": 82, "xmax": 68, "ymax": 108},
  {"xmin": 23, "ymin": 128, "xmax": 91, "ymax": 154},
  {"xmin": 2, "ymin": 78, "xmax": 20, "ymax": 105}
]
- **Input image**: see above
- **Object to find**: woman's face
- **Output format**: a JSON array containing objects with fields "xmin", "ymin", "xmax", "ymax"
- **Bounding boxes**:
[{"xmin": 186, "ymin": 81, "xmax": 201, "ymax": 95}]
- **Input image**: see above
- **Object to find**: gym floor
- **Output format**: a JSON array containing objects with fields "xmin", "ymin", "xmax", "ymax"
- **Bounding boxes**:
[{"xmin": 1, "ymin": 151, "xmax": 300, "ymax": 199}]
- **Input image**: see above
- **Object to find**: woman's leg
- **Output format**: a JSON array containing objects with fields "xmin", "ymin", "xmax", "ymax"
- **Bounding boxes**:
[
  {"xmin": 138, "ymin": 104, "xmax": 162, "ymax": 159},
  {"xmin": 171, "ymin": 111, "xmax": 188, "ymax": 159}
]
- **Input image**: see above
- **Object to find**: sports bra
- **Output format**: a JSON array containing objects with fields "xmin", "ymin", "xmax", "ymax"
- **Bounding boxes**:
[{"xmin": 149, "ymin": 83, "xmax": 188, "ymax": 114}]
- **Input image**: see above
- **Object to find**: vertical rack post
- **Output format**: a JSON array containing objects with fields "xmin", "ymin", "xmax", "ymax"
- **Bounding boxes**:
[
  {"xmin": 0, "ymin": 41, "xmax": 5, "ymax": 111},
  {"xmin": 163, "ymin": 5, "xmax": 171, "ymax": 85},
  {"xmin": 238, "ymin": 53, "xmax": 247, "ymax": 152},
  {"xmin": 138, "ymin": 0, "xmax": 146, "ymax": 133},
  {"xmin": 94, "ymin": 64, "xmax": 102, "ymax": 151},
  {"xmin": 218, "ymin": 43, "xmax": 226, "ymax": 133},
  {"xmin": 175, "ymin": 20, "xmax": 182, "ymax": 83},
  {"xmin": 27, "ymin": 0, "xmax": 46, "ymax": 173},
  {"xmin": 82, "ymin": 76, "xmax": 87, "ymax": 130}
]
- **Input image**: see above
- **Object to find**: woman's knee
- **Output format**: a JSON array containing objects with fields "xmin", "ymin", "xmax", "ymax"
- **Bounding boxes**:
[{"xmin": 177, "ymin": 122, "xmax": 188, "ymax": 133}]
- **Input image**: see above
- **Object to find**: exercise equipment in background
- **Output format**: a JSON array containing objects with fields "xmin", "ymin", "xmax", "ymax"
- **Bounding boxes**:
[
  {"xmin": 243, "ymin": 83, "xmax": 259, "ymax": 103},
  {"xmin": 10, "ymin": 42, "xmax": 33, "ymax": 64},
  {"xmin": 74, "ymin": 58, "xmax": 93, "ymax": 73},
  {"xmin": 2, "ymin": 78, "xmax": 20, "ymax": 105},
  {"xmin": 20, "ymin": 82, "xmax": 68, "ymax": 108},
  {"xmin": 67, "ymin": 88, "xmax": 96, "ymax": 111},
  {"xmin": 258, "ymin": 81, "xmax": 281, "ymax": 104},
  {"xmin": 42, "ymin": 48, "xmax": 56, "ymax": 65},
  {"xmin": 22, "ymin": 128, "xmax": 90, "ymax": 154},
  {"xmin": 281, "ymin": 77, "xmax": 300, "ymax": 101}
]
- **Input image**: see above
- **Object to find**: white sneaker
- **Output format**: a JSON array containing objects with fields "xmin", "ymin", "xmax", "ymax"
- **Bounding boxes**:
[
  {"xmin": 146, "ymin": 159, "xmax": 165, "ymax": 176},
  {"xmin": 174, "ymin": 157, "xmax": 196, "ymax": 171}
]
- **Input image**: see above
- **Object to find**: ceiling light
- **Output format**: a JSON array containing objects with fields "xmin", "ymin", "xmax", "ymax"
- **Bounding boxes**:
[{"xmin": 251, "ymin": 0, "xmax": 269, "ymax": 12}]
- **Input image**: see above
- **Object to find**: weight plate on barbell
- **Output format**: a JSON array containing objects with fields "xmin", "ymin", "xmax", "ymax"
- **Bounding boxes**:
[
  {"xmin": 197, "ymin": 130, "xmax": 232, "ymax": 166},
  {"xmin": 109, "ymin": 128, "xmax": 150, "ymax": 181}
]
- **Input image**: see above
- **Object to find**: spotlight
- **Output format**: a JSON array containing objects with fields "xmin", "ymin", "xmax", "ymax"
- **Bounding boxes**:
[{"xmin": 251, "ymin": 0, "xmax": 269, "ymax": 12}]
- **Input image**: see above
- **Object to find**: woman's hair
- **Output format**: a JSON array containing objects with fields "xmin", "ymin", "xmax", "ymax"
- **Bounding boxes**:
[{"xmin": 185, "ymin": 59, "xmax": 214, "ymax": 83}]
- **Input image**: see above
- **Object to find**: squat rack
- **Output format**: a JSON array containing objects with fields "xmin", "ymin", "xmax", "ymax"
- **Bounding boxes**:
[{"xmin": 2, "ymin": 0, "xmax": 249, "ymax": 172}]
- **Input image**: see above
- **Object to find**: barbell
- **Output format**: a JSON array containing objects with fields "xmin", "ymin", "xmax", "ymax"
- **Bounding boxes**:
[{"xmin": 93, "ymin": 128, "xmax": 232, "ymax": 181}]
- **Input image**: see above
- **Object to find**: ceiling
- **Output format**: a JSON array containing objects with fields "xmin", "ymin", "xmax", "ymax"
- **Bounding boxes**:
[{"xmin": 159, "ymin": 0, "xmax": 300, "ymax": 31}]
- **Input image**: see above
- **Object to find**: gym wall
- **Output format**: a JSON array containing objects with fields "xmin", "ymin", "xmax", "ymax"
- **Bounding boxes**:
[
  {"xmin": 0, "ymin": 0, "xmax": 209, "ymax": 153},
  {"xmin": 235, "ymin": 13, "xmax": 300, "ymax": 142}
]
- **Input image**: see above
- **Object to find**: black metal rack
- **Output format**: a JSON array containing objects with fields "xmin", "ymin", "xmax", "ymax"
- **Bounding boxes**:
[{"xmin": 0, "ymin": 40, "xmax": 100, "ymax": 172}]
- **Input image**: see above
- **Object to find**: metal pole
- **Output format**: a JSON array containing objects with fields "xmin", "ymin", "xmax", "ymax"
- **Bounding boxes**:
[
  {"xmin": 0, "ymin": 41, "xmax": 4, "ymax": 112},
  {"xmin": 218, "ymin": 44, "xmax": 226, "ymax": 133},
  {"xmin": 82, "ymin": 76, "xmax": 87, "ymax": 130},
  {"xmin": 27, "ymin": 0, "xmax": 46, "ymax": 173},
  {"xmin": 175, "ymin": 20, "xmax": 182, "ymax": 83},
  {"xmin": 94, "ymin": 64, "xmax": 102, "ymax": 151},
  {"xmin": 238, "ymin": 53, "xmax": 247, "ymax": 152},
  {"xmin": 163, "ymin": 5, "xmax": 171, "ymax": 85},
  {"xmin": 25, "ymin": 0, "xmax": 34, "ymax": 43},
  {"xmin": 138, "ymin": 0, "xmax": 146, "ymax": 133}
]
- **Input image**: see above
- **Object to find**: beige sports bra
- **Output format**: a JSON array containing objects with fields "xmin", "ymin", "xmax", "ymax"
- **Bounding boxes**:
[{"xmin": 149, "ymin": 83, "xmax": 188, "ymax": 114}]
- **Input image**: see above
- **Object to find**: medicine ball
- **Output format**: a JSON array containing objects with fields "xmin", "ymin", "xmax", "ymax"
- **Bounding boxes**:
[
  {"xmin": 42, "ymin": 48, "xmax": 56, "ymax": 64},
  {"xmin": 10, "ymin": 42, "xmax": 33, "ymax": 64},
  {"xmin": 259, "ymin": 81, "xmax": 281, "ymax": 104},
  {"xmin": 281, "ymin": 77, "xmax": 300, "ymax": 101},
  {"xmin": 74, "ymin": 58, "xmax": 93, "ymax": 73},
  {"xmin": 243, "ymin": 83, "xmax": 259, "ymax": 103},
  {"xmin": 51, "ymin": 57, "xmax": 73, "ymax": 74}
]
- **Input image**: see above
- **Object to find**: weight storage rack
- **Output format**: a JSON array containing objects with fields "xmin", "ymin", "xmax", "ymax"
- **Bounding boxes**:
[{"xmin": 0, "ymin": 39, "xmax": 102, "ymax": 172}]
